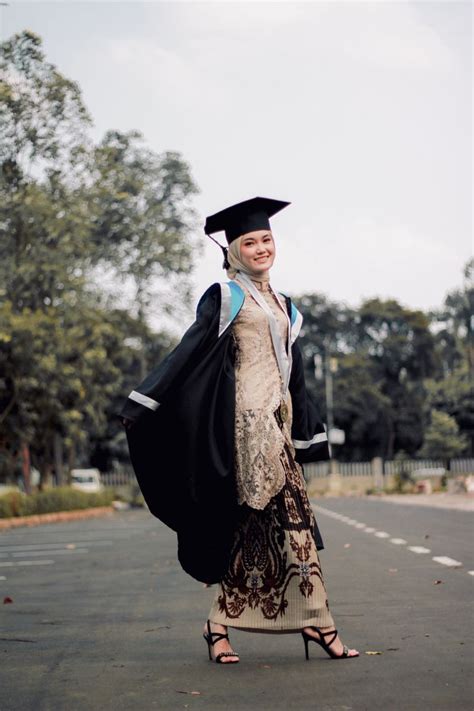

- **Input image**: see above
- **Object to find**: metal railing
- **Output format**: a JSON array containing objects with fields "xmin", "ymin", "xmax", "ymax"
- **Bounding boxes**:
[
  {"xmin": 98, "ymin": 458, "xmax": 474, "ymax": 487},
  {"xmin": 303, "ymin": 458, "xmax": 474, "ymax": 480}
]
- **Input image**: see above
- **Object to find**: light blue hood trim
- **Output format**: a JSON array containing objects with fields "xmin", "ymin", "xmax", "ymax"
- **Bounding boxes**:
[
  {"xmin": 218, "ymin": 281, "xmax": 245, "ymax": 337},
  {"xmin": 218, "ymin": 281, "xmax": 303, "ymax": 342},
  {"xmin": 278, "ymin": 290, "xmax": 303, "ymax": 343}
]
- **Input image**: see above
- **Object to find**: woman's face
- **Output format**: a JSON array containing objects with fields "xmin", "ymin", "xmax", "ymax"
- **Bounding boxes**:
[{"xmin": 239, "ymin": 229, "xmax": 275, "ymax": 274}]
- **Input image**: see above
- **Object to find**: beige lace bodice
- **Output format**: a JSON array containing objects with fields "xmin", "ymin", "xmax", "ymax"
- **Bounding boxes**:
[{"xmin": 232, "ymin": 279, "xmax": 295, "ymax": 510}]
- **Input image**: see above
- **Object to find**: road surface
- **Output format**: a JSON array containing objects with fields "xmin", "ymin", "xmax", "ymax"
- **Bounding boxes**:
[{"xmin": 1, "ymin": 496, "xmax": 473, "ymax": 710}]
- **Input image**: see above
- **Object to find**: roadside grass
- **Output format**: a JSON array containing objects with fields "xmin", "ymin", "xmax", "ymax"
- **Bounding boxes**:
[{"xmin": 0, "ymin": 486, "xmax": 115, "ymax": 518}]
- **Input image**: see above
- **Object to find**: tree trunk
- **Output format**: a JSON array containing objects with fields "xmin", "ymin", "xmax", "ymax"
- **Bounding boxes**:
[
  {"xmin": 386, "ymin": 414, "xmax": 395, "ymax": 460},
  {"xmin": 53, "ymin": 432, "xmax": 64, "ymax": 485},
  {"xmin": 21, "ymin": 442, "xmax": 31, "ymax": 495},
  {"xmin": 40, "ymin": 462, "xmax": 53, "ymax": 490},
  {"xmin": 66, "ymin": 441, "xmax": 77, "ymax": 485}
]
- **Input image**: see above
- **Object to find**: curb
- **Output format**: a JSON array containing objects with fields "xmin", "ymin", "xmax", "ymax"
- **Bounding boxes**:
[{"xmin": 0, "ymin": 506, "xmax": 115, "ymax": 530}]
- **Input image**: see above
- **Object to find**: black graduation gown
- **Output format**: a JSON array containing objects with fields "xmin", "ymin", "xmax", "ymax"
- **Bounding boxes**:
[{"xmin": 120, "ymin": 281, "xmax": 331, "ymax": 584}]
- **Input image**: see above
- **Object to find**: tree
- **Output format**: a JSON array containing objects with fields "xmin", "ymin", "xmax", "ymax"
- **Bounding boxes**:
[
  {"xmin": 87, "ymin": 130, "xmax": 199, "ymax": 327},
  {"xmin": 0, "ymin": 31, "xmax": 201, "ymax": 485},
  {"xmin": 417, "ymin": 410, "xmax": 469, "ymax": 460},
  {"xmin": 421, "ymin": 363, "xmax": 474, "ymax": 456},
  {"xmin": 295, "ymin": 294, "xmax": 438, "ymax": 460},
  {"xmin": 0, "ymin": 30, "xmax": 90, "ymax": 171},
  {"xmin": 430, "ymin": 258, "xmax": 474, "ymax": 379}
]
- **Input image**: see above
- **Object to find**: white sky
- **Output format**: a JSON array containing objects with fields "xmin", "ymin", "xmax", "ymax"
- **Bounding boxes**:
[{"xmin": 2, "ymin": 1, "xmax": 472, "ymax": 328}]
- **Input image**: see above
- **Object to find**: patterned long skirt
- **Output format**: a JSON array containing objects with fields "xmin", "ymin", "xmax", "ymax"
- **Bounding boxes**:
[{"xmin": 207, "ymin": 444, "xmax": 335, "ymax": 631}]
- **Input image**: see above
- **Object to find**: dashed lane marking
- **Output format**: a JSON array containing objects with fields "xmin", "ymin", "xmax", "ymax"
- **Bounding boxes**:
[
  {"xmin": 312, "ymin": 503, "xmax": 471, "ymax": 576},
  {"xmin": 432, "ymin": 556, "xmax": 463, "ymax": 568},
  {"xmin": 0, "ymin": 541, "xmax": 113, "ymax": 553},
  {"xmin": 11, "ymin": 549, "xmax": 89, "ymax": 558},
  {"xmin": 0, "ymin": 560, "xmax": 55, "ymax": 567}
]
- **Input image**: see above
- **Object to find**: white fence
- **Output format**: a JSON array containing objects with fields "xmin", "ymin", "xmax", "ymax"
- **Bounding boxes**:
[
  {"xmin": 102, "ymin": 470, "xmax": 136, "ymax": 487},
  {"xmin": 384, "ymin": 459, "xmax": 445, "ymax": 476},
  {"xmin": 99, "ymin": 458, "xmax": 474, "ymax": 488},
  {"xmin": 450, "ymin": 458, "xmax": 474, "ymax": 474},
  {"xmin": 303, "ymin": 457, "xmax": 474, "ymax": 480}
]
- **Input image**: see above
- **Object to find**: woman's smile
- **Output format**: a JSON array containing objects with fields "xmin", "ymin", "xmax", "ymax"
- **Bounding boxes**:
[{"xmin": 238, "ymin": 230, "xmax": 276, "ymax": 274}]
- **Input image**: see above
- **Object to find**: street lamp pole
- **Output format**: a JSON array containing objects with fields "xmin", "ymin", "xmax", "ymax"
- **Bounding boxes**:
[{"xmin": 324, "ymin": 341, "xmax": 334, "ymax": 439}]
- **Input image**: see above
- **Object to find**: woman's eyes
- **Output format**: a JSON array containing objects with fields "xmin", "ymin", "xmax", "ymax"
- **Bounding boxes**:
[{"xmin": 243, "ymin": 238, "xmax": 271, "ymax": 246}]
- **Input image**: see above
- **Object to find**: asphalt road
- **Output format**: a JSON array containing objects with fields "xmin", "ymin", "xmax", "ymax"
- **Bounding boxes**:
[{"xmin": 1, "ymin": 497, "xmax": 473, "ymax": 711}]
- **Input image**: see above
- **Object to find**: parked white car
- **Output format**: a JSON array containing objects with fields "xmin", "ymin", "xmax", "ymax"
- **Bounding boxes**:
[{"xmin": 70, "ymin": 469, "xmax": 104, "ymax": 493}]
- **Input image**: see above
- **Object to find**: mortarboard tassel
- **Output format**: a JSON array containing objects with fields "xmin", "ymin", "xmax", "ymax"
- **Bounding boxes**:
[
  {"xmin": 222, "ymin": 246, "xmax": 230, "ymax": 270},
  {"xmin": 206, "ymin": 231, "xmax": 230, "ymax": 269}
]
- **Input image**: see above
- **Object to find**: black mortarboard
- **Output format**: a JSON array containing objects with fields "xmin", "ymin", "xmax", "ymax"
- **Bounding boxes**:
[
  {"xmin": 204, "ymin": 196, "xmax": 291, "ymax": 244},
  {"xmin": 204, "ymin": 197, "xmax": 290, "ymax": 269}
]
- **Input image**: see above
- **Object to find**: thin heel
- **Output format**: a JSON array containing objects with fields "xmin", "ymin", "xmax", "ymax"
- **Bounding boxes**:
[
  {"xmin": 303, "ymin": 634, "xmax": 309, "ymax": 660},
  {"xmin": 203, "ymin": 635, "xmax": 212, "ymax": 661},
  {"xmin": 301, "ymin": 626, "xmax": 359, "ymax": 660},
  {"xmin": 203, "ymin": 620, "xmax": 240, "ymax": 664}
]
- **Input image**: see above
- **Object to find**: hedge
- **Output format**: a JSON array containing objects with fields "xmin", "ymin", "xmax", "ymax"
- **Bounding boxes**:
[{"xmin": 0, "ymin": 487, "xmax": 115, "ymax": 519}]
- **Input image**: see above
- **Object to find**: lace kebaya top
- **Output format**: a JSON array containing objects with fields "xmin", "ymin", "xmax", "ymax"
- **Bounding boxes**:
[{"xmin": 232, "ymin": 278, "xmax": 295, "ymax": 510}]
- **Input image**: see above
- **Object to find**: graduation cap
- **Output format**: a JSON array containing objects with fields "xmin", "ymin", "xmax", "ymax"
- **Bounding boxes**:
[{"xmin": 204, "ymin": 196, "xmax": 291, "ymax": 268}]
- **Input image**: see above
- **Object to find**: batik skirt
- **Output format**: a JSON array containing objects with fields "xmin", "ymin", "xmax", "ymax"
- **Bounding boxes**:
[{"xmin": 207, "ymin": 443, "xmax": 335, "ymax": 632}]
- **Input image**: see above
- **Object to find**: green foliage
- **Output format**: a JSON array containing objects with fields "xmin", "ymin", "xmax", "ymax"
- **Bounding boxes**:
[
  {"xmin": 0, "ymin": 30, "xmax": 91, "ymax": 169},
  {"xmin": 0, "ymin": 30, "xmax": 471, "ymax": 477},
  {"xmin": 295, "ymin": 266, "xmax": 472, "ymax": 461},
  {"xmin": 0, "ymin": 486, "xmax": 114, "ymax": 518},
  {"xmin": 417, "ymin": 409, "xmax": 469, "ymax": 460},
  {"xmin": 0, "ymin": 31, "xmax": 200, "ymax": 484}
]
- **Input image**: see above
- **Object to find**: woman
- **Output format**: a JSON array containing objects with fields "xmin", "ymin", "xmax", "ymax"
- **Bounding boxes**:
[{"xmin": 120, "ymin": 196, "xmax": 359, "ymax": 664}]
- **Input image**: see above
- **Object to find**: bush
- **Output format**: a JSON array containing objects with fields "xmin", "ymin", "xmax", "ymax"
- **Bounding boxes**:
[
  {"xmin": 0, "ymin": 497, "xmax": 13, "ymax": 517},
  {"xmin": 0, "ymin": 487, "xmax": 115, "ymax": 518}
]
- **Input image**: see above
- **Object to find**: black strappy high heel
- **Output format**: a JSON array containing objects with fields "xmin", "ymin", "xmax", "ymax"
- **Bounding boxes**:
[
  {"xmin": 203, "ymin": 620, "xmax": 240, "ymax": 664},
  {"xmin": 302, "ymin": 626, "xmax": 359, "ymax": 660}
]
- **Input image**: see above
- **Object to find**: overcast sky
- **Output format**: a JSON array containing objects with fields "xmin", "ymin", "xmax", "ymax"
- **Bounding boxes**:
[{"xmin": 2, "ymin": 1, "xmax": 472, "ymax": 327}]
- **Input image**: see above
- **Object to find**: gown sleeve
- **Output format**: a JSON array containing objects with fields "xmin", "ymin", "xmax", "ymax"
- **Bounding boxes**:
[
  {"xmin": 119, "ymin": 284, "xmax": 220, "ymax": 422},
  {"xmin": 289, "ymin": 338, "xmax": 331, "ymax": 463}
]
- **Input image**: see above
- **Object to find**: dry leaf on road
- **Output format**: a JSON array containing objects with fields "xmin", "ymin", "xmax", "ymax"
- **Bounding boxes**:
[{"xmin": 176, "ymin": 691, "xmax": 202, "ymax": 696}]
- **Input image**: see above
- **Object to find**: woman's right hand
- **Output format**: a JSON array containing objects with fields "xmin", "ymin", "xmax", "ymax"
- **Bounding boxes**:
[{"xmin": 121, "ymin": 417, "xmax": 134, "ymax": 430}]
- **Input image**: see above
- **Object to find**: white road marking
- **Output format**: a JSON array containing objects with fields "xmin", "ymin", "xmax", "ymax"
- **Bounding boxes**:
[
  {"xmin": 11, "ymin": 549, "xmax": 89, "ymax": 558},
  {"xmin": 0, "ymin": 560, "xmax": 55, "ymax": 567},
  {"xmin": 432, "ymin": 556, "xmax": 463, "ymax": 568},
  {"xmin": 0, "ymin": 575, "xmax": 6, "ymax": 580},
  {"xmin": 0, "ymin": 541, "xmax": 113, "ymax": 552},
  {"xmin": 312, "ymin": 503, "xmax": 471, "ymax": 576}
]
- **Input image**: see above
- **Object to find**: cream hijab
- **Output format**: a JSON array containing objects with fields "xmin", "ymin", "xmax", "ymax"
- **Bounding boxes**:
[{"xmin": 226, "ymin": 235, "xmax": 271, "ymax": 283}]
